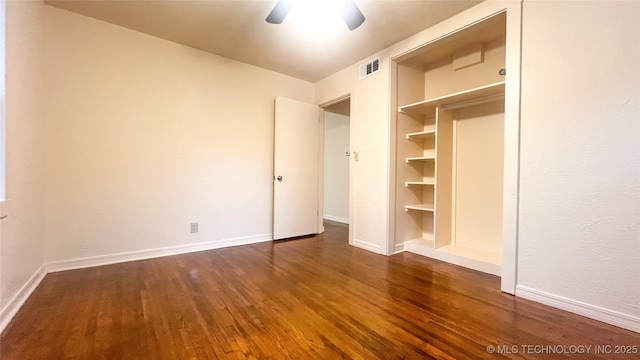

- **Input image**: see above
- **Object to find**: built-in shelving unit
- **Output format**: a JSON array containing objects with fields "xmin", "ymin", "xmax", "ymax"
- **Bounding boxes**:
[{"xmin": 392, "ymin": 12, "xmax": 507, "ymax": 277}]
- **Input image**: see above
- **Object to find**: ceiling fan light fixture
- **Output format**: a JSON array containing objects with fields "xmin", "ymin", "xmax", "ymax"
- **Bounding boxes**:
[
  {"xmin": 337, "ymin": 0, "xmax": 366, "ymax": 31},
  {"xmin": 265, "ymin": 0, "xmax": 365, "ymax": 31},
  {"xmin": 265, "ymin": 0, "xmax": 293, "ymax": 24}
]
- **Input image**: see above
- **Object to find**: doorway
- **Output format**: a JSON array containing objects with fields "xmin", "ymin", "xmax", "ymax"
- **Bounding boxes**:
[{"xmin": 322, "ymin": 98, "xmax": 351, "ymax": 232}]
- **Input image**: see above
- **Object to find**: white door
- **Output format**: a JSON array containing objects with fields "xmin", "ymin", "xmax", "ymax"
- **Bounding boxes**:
[{"xmin": 273, "ymin": 96, "xmax": 320, "ymax": 240}]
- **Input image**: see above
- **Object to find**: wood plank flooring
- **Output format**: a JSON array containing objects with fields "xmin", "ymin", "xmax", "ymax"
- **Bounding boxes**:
[{"xmin": 1, "ymin": 221, "xmax": 638, "ymax": 359}]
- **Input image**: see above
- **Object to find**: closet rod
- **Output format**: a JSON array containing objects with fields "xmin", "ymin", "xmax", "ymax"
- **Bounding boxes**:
[{"xmin": 440, "ymin": 94, "xmax": 504, "ymax": 111}]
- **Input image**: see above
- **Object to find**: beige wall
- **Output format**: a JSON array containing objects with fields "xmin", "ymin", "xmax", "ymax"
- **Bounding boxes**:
[
  {"xmin": 41, "ymin": 4, "xmax": 314, "ymax": 263},
  {"xmin": 1, "ymin": 0, "xmax": 46, "ymax": 309},
  {"xmin": 518, "ymin": 0, "xmax": 640, "ymax": 318}
]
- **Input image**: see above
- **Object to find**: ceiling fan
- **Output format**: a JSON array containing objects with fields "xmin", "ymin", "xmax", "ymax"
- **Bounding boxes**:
[{"xmin": 266, "ymin": 0, "xmax": 366, "ymax": 31}]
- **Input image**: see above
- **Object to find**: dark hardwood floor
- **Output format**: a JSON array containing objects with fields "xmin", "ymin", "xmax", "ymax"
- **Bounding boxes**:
[{"xmin": 1, "ymin": 221, "xmax": 638, "ymax": 359}]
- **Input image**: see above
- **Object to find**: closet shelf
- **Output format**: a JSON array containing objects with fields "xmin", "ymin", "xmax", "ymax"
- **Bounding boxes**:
[
  {"xmin": 405, "ymin": 181, "xmax": 435, "ymax": 187},
  {"xmin": 406, "ymin": 130, "xmax": 436, "ymax": 140},
  {"xmin": 406, "ymin": 156, "xmax": 435, "ymax": 163},
  {"xmin": 398, "ymin": 81, "xmax": 505, "ymax": 117},
  {"xmin": 405, "ymin": 204, "xmax": 435, "ymax": 212}
]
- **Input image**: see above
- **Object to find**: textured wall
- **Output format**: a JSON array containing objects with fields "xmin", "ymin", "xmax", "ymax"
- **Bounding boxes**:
[{"xmin": 518, "ymin": 0, "xmax": 640, "ymax": 317}]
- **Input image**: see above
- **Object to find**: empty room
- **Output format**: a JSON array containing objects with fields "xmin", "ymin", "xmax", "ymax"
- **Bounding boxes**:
[{"xmin": 1, "ymin": 0, "xmax": 639, "ymax": 358}]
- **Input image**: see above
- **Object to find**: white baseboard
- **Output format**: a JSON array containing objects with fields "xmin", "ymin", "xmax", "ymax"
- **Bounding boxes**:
[
  {"xmin": 323, "ymin": 214, "xmax": 349, "ymax": 225},
  {"xmin": 0, "ymin": 264, "xmax": 47, "ymax": 334},
  {"xmin": 516, "ymin": 285, "xmax": 640, "ymax": 333},
  {"xmin": 394, "ymin": 243, "xmax": 405, "ymax": 254},
  {"xmin": 352, "ymin": 239, "xmax": 382, "ymax": 254},
  {"xmin": 47, "ymin": 233, "xmax": 272, "ymax": 273}
]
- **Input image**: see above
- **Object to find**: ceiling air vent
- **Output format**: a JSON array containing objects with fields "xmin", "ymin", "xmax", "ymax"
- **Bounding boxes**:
[{"xmin": 359, "ymin": 58, "xmax": 380, "ymax": 80}]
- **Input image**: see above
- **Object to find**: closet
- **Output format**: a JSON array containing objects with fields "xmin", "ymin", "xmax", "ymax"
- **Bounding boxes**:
[{"xmin": 392, "ymin": 13, "xmax": 507, "ymax": 276}]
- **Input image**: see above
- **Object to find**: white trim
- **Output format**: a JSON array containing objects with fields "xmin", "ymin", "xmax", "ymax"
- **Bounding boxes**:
[
  {"xmin": 323, "ymin": 214, "xmax": 349, "ymax": 225},
  {"xmin": 353, "ymin": 239, "xmax": 382, "ymax": 254},
  {"xmin": 499, "ymin": 0, "xmax": 522, "ymax": 296},
  {"xmin": 516, "ymin": 285, "xmax": 640, "ymax": 333},
  {"xmin": 318, "ymin": 94, "xmax": 350, "ymax": 109},
  {"xmin": 46, "ymin": 233, "xmax": 272, "ymax": 273},
  {"xmin": 394, "ymin": 243, "xmax": 405, "ymax": 254},
  {"xmin": 0, "ymin": 264, "xmax": 47, "ymax": 334},
  {"xmin": 318, "ymin": 105, "xmax": 325, "ymax": 236}
]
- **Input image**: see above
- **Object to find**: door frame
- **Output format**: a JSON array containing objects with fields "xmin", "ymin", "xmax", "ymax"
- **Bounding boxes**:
[{"xmin": 319, "ymin": 94, "xmax": 353, "ymax": 244}]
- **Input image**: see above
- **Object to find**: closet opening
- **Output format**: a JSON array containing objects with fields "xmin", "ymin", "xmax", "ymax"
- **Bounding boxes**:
[{"xmin": 389, "ymin": 11, "xmax": 519, "ymax": 292}]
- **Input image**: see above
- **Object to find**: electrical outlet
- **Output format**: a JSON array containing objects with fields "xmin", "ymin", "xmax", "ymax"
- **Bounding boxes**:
[{"xmin": 190, "ymin": 222, "xmax": 199, "ymax": 233}]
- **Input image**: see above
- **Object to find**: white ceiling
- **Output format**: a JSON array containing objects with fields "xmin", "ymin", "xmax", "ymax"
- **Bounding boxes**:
[{"xmin": 45, "ymin": 0, "xmax": 482, "ymax": 82}]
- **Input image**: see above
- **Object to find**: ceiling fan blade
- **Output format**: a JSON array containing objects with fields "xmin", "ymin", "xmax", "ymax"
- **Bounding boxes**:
[
  {"xmin": 266, "ymin": 0, "xmax": 293, "ymax": 24},
  {"xmin": 338, "ymin": 0, "xmax": 366, "ymax": 31}
]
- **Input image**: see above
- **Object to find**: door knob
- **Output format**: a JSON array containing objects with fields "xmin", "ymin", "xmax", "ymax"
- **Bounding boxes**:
[{"xmin": 276, "ymin": 175, "xmax": 283, "ymax": 182}]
